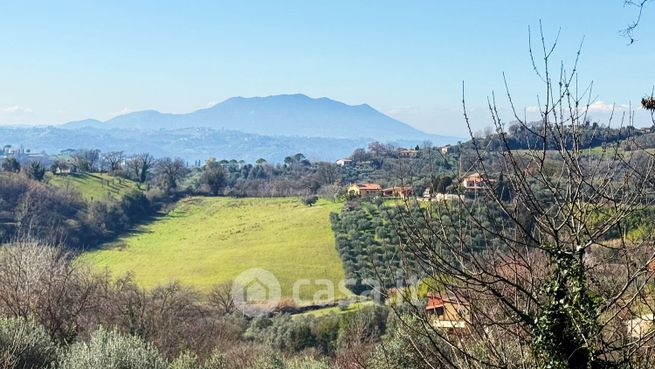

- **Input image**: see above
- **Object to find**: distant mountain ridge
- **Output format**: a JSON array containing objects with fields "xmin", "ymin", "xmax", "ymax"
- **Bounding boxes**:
[
  {"xmin": 0, "ymin": 125, "xmax": 441, "ymax": 163},
  {"xmin": 62, "ymin": 94, "xmax": 440, "ymax": 141},
  {"xmin": 2, "ymin": 94, "xmax": 459, "ymax": 162}
]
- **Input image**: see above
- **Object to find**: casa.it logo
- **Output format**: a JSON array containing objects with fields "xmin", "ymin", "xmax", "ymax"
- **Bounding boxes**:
[{"xmin": 232, "ymin": 268, "xmax": 281, "ymax": 316}]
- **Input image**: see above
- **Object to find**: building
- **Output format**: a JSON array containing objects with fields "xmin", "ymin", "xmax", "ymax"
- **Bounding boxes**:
[
  {"xmin": 461, "ymin": 172, "xmax": 495, "ymax": 190},
  {"xmin": 53, "ymin": 161, "xmax": 78, "ymax": 175},
  {"xmin": 335, "ymin": 158, "xmax": 353, "ymax": 166},
  {"xmin": 441, "ymin": 145, "xmax": 451, "ymax": 154},
  {"xmin": 626, "ymin": 314, "xmax": 654, "ymax": 338},
  {"xmin": 423, "ymin": 188, "xmax": 464, "ymax": 202},
  {"xmin": 398, "ymin": 148, "xmax": 419, "ymax": 158},
  {"xmin": 347, "ymin": 183, "xmax": 382, "ymax": 197},
  {"xmin": 382, "ymin": 186, "xmax": 413, "ymax": 198},
  {"xmin": 1, "ymin": 145, "xmax": 19, "ymax": 157},
  {"xmin": 425, "ymin": 293, "xmax": 471, "ymax": 329}
]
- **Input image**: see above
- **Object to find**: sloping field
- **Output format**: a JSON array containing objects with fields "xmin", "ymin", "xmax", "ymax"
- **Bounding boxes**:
[
  {"xmin": 79, "ymin": 197, "xmax": 347, "ymax": 301},
  {"xmin": 48, "ymin": 173, "xmax": 139, "ymax": 202}
]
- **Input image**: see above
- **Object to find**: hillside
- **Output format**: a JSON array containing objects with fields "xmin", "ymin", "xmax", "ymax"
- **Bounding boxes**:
[
  {"xmin": 2, "ymin": 94, "xmax": 459, "ymax": 162},
  {"xmin": 62, "ymin": 94, "xmax": 446, "ymax": 142},
  {"xmin": 0, "ymin": 125, "xmax": 452, "ymax": 163},
  {"xmin": 79, "ymin": 197, "xmax": 348, "ymax": 302},
  {"xmin": 47, "ymin": 172, "xmax": 139, "ymax": 202}
]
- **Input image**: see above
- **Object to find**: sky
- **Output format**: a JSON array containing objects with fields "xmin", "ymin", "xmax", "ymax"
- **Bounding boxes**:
[{"xmin": 0, "ymin": 0, "xmax": 653, "ymax": 136}]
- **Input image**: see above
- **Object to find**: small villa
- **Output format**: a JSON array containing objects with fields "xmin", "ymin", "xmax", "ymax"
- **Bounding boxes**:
[
  {"xmin": 423, "ymin": 188, "xmax": 464, "ymax": 202},
  {"xmin": 398, "ymin": 148, "xmax": 419, "ymax": 158},
  {"xmin": 461, "ymin": 172, "xmax": 495, "ymax": 190},
  {"xmin": 382, "ymin": 186, "xmax": 413, "ymax": 198},
  {"xmin": 425, "ymin": 293, "xmax": 471, "ymax": 329},
  {"xmin": 347, "ymin": 183, "xmax": 383, "ymax": 197},
  {"xmin": 335, "ymin": 158, "xmax": 352, "ymax": 166},
  {"xmin": 626, "ymin": 314, "xmax": 654, "ymax": 338},
  {"xmin": 54, "ymin": 161, "xmax": 78, "ymax": 175}
]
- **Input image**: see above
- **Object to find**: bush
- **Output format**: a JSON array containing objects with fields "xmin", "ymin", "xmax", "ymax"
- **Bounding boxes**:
[
  {"xmin": 0, "ymin": 240, "xmax": 98, "ymax": 343},
  {"xmin": 301, "ymin": 195, "xmax": 318, "ymax": 207},
  {"xmin": 171, "ymin": 351, "xmax": 227, "ymax": 369},
  {"xmin": 59, "ymin": 328, "xmax": 167, "ymax": 369},
  {"xmin": 0, "ymin": 316, "xmax": 58, "ymax": 369},
  {"xmin": 287, "ymin": 358, "xmax": 333, "ymax": 369},
  {"xmin": 247, "ymin": 351, "xmax": 286, "ymax": 369},
  {"xmin": 366, "ymin": 314, "xmax": 433, "ymax": 369}
]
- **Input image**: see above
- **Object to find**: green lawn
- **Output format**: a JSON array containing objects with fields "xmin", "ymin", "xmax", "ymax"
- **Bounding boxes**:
[
  {"xmin": 79, "ymin": 197, "xmax": 347, "ymax": 302},
  {"xmin": 48, "ymin": 173, "xmax": 139, "ymax": 202}
]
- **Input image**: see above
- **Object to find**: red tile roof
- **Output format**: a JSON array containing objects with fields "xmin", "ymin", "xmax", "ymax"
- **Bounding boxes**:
[
  {"xmin": 426, "ymin": 293, "xmax": 470, "ymax": 310},
  {"xmin": 357, "ymin": 183, "xmax": 382, "ymax": 191}
]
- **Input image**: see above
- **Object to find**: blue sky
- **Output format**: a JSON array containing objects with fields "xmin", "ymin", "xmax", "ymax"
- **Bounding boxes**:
[{"xmin": 0, "ymin": 0, "xmax": 652, "ymax": 135}]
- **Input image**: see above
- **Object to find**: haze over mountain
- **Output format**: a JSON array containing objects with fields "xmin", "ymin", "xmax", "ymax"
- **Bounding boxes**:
[
  {"xmin": 2, "ymin": 94, "xmax": 458, "ymax": 162},
  {"xmin": 62, "ymin": 94, "xmax": 441, "ymax": 142}
]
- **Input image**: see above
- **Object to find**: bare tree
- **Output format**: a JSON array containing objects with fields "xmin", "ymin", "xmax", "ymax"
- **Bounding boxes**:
[
  {"xmin": 208, "ymin": 282, "xmax": 236, "ymax": 315},
  {"xmin": 154, "ymin": 157, "xmax": 189, "ymax": 192},
  {"xmin": 102, "ymin": 151, "xmax": 124, "ymax": 173},
  {"xmin": 72, "ymin": 149, "xmax": 100, "ymax": 172},
  {"xmin": 127, "ymin": 153, "xmax": 155, "ymax": 183},
  {"xmin": 383, "ymin": 28, "xmax": 655, "ymax": 369},
  {"xmin": 0, "ymin": 240, "xmax": 99, "ymax": 342},
  {"xmin": 621, "ymin": 0, "xmax": 652, "ymax": 44}
]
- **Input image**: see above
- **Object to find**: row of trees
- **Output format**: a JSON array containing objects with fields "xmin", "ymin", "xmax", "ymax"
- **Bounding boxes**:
[
  {"xmin": 330, "ymin": 200, "xmax": 423, "ymax": 293},
  {"xmin": 0, "ymin": 173, "xmax": 152, "ymax": 249}
]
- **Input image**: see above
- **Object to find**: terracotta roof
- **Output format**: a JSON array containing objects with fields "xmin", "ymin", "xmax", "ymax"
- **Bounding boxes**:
[
  {"xmin": 357, "ymin": 183, "xmax": 382, "ymax": 190},
  {"xmin": 382, "ymin": 186, "xmax": 412, "ymax": 191},
  {"xmin": 426, "ymin": 293, "xmax": 470, "ymax": 310}
]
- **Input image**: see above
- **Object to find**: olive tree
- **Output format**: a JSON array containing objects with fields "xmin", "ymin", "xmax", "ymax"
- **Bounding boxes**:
[{"xmin": 384, "ymin": 28, "xmax": 655, "ymax": 369}]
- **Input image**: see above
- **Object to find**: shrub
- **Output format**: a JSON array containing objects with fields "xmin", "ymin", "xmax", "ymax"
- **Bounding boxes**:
[
  {"xmin": 171, "ymin": 351, "xmax": 227, "ymax": 369},
  {"xmin": 0, "ymin": 316, "xmax": 58, "ymax": 369},
  {"xmin": 170, "ymin": 351, "xmax": 199, "ymax": 369},
  {"xmin": 301, "ymin": 195, "xmax": 318, "ymax": 207},
  {"xmin": 0, "ymin": 240, "xmax": 98, "ymax": 343},
  {"xmin": 287, "ymin": 358, "xmax": 333, "ymax": 369},
  {"xmin": 59, "ymin": 328, "xmax": 167, "ymax": 369},
  {"xmin": 366, "ymin": 314, "xmax": 433, "ymax": 369},
  {"xmin": 247, "ymin": 350, "xmax": 286, "ymax": 369}
]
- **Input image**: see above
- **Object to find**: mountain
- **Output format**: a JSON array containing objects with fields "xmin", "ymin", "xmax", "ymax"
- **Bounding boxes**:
[
  {"xmin": 62, "ymin": 94, "xmax": 439, "ymax": 141},
  {"xmin": 0, "ymin": 126, "xmax": 438, "ymax": 163},
  {"xmin": 5, "ymin": 94, "xmax": 460, "ymax": 162}
]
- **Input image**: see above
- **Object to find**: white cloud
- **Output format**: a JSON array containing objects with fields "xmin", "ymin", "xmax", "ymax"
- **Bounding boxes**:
[
  {"xmin": 0, "ymin": 105, "xmax": 32, "ymax": 114},
  {"xmin": 587, "ymin": 101, "xmax": 626, "ymax": 113},
  {"xmin": 114, "ymin": 107, "xmax": 135, "ymax": 116},
  {"xmin": 526, "ymin": 102, "xmax": 631, "ymax": 114}
]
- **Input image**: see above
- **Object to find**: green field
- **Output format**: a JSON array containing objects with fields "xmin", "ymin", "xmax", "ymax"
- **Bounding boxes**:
[
  {"xmin": 48, "ymin": 173, "xmax": 139, "ymax": 202},
  {"xmin": 79, "ymin": 197, "xmax": 347, "ymax": 302}
]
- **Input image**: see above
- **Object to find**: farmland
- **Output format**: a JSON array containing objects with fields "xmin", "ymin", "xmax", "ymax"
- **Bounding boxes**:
[
  {"xmin": 79, "ymin": 196, "xmax": 348, "ymax": 302},
  {"xmin": 47, "ymin": 172, "xmax": 139, "ymax": 202}
]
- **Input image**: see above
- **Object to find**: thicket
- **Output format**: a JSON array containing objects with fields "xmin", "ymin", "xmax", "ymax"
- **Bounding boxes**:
[
  {"xmin": 0, "ymin": 240, "xmax": 415, "ymax": 369},
  {"xmin": 0, "ymin": 173, "xmax": 154, "ymax": 249}
]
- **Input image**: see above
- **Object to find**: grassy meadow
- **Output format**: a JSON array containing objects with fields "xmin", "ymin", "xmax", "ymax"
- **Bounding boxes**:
[
  {"xmin": 79, "ymin": 197, "xmax": 348, "ymax": 302},
  {"xmin": 48, "ymin": 172, "xmax": 139, "ymax": 202}
]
